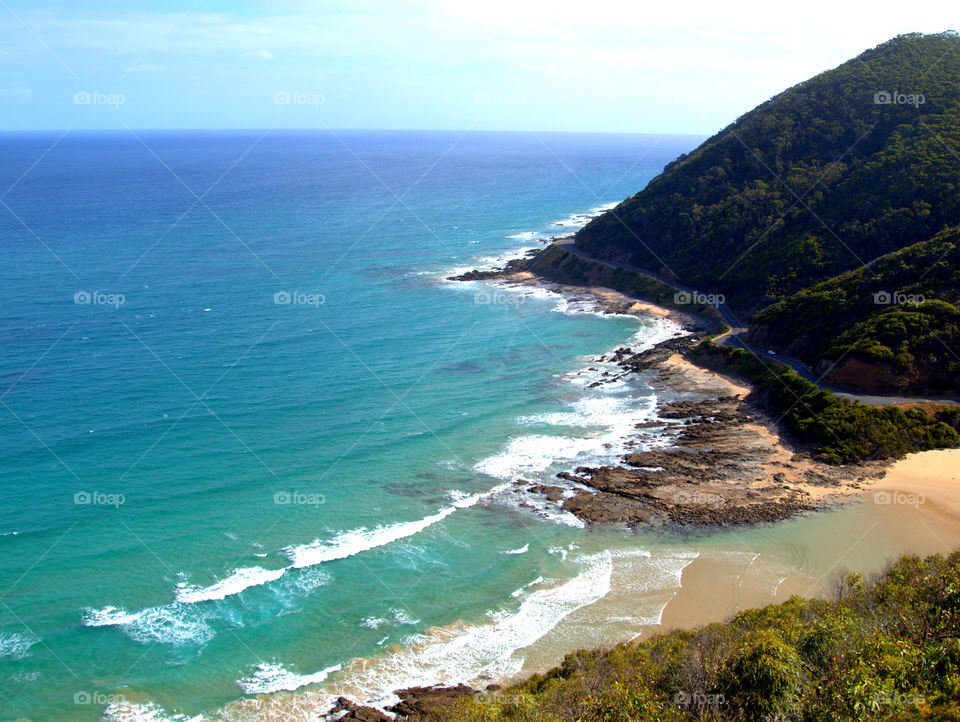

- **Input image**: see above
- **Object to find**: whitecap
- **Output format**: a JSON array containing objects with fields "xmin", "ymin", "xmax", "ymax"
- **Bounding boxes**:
[
  {"xmin": 510, "ymin": 575, "xmax": 545, "ymax": 597},
  {"xmin": 82, "ymin": 604, "xmax": 215, "ymax": 647},
  {"xmin": 322, "ymin": 551, "xmax": 612, "ymax": 706},
  {"xmin": 502, "ymin": 544, "xmax": 529, "ymax": 555},
  {"xmin": 285, "ymin": 486, "xmax": 507, "ymax": 569},
  {"xmin": 0, "ymin": 631, "xmax": 38, "ymax": 660},
  {"xmin": 237, "ymin": 662, "xmax": 342, "ymax": 694},
  {"xmin": 103, "ymin": 700, "xmax": 202, "ymax": 722},
  {"xmin": 174, "ymin": 566, "xmax": 287, "ymax": 604}
]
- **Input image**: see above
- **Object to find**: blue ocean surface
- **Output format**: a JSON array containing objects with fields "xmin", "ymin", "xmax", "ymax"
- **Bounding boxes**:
[
  {"xmin": 5, "ymin": 130, "xmax": 960, "ymax": 721},
  {"xmin": 0, "ymin": 130, "xmax": 713, "ymax": 719}
]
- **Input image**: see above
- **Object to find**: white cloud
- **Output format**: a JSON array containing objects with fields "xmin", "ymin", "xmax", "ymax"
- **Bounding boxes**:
[
  {"xmin": 1, "ymin": 0, "xmax": 956, "ymax": 131},
  {"xmin": 124, "ymin": 63, "xmax": 164, "ymax": 73}
]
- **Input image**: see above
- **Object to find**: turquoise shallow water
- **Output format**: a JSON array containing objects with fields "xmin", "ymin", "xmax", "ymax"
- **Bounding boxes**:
[
  {"xmin": 0, "ymin": 130, "xmax": 706, "ymax": 719},
  {"xmin": 5, "ymin": 131, "xmax": 960, "ymax": 722}
]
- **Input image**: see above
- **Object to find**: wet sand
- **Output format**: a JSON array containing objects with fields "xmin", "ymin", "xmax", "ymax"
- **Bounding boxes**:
[
  {"xmin": 871, "ymin": 448, "xmax": 960, "ymax": 517},
  {"xmin": 205, "ymin": 293, "xmax": 960, "ymax": 720},
  {"xmin": 652, "ymin": 449, "xmax": 960, "ymax": 641}
]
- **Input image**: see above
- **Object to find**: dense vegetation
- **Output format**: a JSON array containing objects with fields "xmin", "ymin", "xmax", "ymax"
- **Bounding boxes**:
[
  {"xmin": 753, "ymin": 225, "xmax": 960, "ymax": 394},
  {"xmin": 437, "ymin": 552, "xmax": 960, "ymax": 721},
  {"xmin": 691, "ymin": 342, "xmax": 960, "ymax": 464},
  {"xmin": 530, "ymin": 241, "xmax": 960, "ymax": 463},
  {"xmin": 530, "ymin": 243, "xmax": 726, "ymax": 324},
  {"xmin": 573, "ymin": 32, "xmax": 960, "ymax": 394}
]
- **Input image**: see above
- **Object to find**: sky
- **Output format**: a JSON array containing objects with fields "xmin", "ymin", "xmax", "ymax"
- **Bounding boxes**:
[{"xmin": 0, "ymin": 0, "xmax": 955, "ymax": 133}]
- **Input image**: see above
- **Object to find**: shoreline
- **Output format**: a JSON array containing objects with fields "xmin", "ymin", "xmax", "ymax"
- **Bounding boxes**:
[
  {"xmin": 455, "ymin": 255, "xmax": 883, "ymax": 529},
  {"xmin": 199, "ymin": 236, "xmax": 960, "ymax": 721}
]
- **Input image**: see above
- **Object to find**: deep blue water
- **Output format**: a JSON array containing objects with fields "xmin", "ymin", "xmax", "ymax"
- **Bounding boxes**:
[{"xmin": 0, "ymin": 130, "xmax": 706, "ymax": 720}]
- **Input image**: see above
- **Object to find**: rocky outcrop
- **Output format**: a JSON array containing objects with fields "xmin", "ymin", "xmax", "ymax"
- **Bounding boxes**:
[
  {"xmin": 445, "ymin": 252, "xmax": 540, "ymax": 282},
  {"xmin": 387, "ymin": 684, "xmax": 478, "ymax": 719},
  {"xmin": 446, "ymin": 257, "xmax": 879, "ymax": 528},
  {"xmin": 559, "ymin": 393, "xmax": 875, "ymax": 526},
  {"xmin": 330, "ymin": 697, "xmax": 391, "ymax": 722}
]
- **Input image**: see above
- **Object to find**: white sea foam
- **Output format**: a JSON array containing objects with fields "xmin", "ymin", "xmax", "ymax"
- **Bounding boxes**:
[
  {"xmin": 553, "ymin": 213, "xmax": 597, "ymax": 228},
  {"xmin": 303, "ymin": 551, "xmax": 613, "ymax": 707},
  {"xmin": 285, "ymin": 486, "xmax": 507, "ymax": 569},
  {"xmin": 237, "ymin": 662, "xmax": 343, "ymax": 694},
  {"xmin": 615, "ymin": 548, "xmax": 699, "ymax": 594},
  {"xmin": 475, "ymin": 393, "xmax": 658, "ymax": 481},
  {"xmin": 474, "ymin": 434, "xmax": 595, "ymax": 479},
  {"xmin": 277, "ymin": 566, "xmax": 332, "ymax": 597},
  {"xmin": 286, "ymin": 510, "xmax": 458, "ymax": 568},
  {"xmin": 87, "ymin": 567, "xmax": 332, "ymax": 651},
  {"xmin": 174, "ymin": 566, "xmax": 287, "ymax": 603},
  {"xmin": 503, "ymin": 543, "xmax": 529, "ymax": 555},
  {"xmin": 392, "ymin": 608, "xmax": 420, "ymax": 625},
  {"xmin": 608, "ymin": 549, "xmax": 701, "ymax": 630},
  {"xmin": 82, "ymin": 606, "xmax": 144, "ymax": 627},
  {"xmin": 441, "ymin": 202, "xmax": 617, "ymax": 283},
  {"xmin": 87, "ymin": 486, "xmax": 504, "ymax": 649},
  {"xmin": 83, "ymin": 604, "xmax": 216, "ymax": 647},
  {"xmin": 0, "ymin": 631, "xmax": 38, "ymax": 660},
  {"xmin": 511, "ymin": 575, "xmax": 545, "ymax": 597},
  {"xmin": 591, "ymin": 202, "xmax": 618, "ymax": 213},
  {"xmin": 443, "ymin": 246, "xmax": 541, "ymax": 280},
  {"xmin": 103, "ymin": 701, "xmax": 202, "ymax": 722}
]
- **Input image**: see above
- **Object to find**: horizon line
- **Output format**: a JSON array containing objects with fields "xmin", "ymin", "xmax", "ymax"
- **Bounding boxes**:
[{"xmin": 0, "ymin": 127, "xmax": 711, "ymax": 137}]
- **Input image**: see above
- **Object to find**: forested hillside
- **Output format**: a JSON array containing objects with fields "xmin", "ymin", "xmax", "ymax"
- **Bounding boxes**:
[{"xmin": 573, "ymin": 32, "xmax": 960, "ymax": 394}]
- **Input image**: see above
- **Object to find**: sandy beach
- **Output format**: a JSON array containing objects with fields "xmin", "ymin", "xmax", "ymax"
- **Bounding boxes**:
[
  {"xmin": 207, "ymin": 266, "xmax": 960, "ymax": 721},
  {"xmin": 868, "ymin": 448, "xmax": 960, "ymax": 522}
]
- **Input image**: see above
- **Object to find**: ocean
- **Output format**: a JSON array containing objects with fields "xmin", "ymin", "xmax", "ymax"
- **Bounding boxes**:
[{"xmin": 2, "ymin": 130, "xmax": 957, "ymax": 721}]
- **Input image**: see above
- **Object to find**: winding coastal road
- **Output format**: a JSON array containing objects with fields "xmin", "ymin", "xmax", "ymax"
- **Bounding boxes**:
[{"xmin": 553, "ymin": 238, "xmax": 957, "ymax": 407}]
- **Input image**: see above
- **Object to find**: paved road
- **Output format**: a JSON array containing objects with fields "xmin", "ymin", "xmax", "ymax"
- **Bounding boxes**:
[{"xmin": 554, "ymin": 238, "xmax": 957, "ymax": 407}]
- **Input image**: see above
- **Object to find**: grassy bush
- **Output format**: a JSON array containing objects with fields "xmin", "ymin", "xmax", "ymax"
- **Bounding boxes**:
[
  {"xmin": 436, "ymin": 552, "xmax": 960, "ymax": 721},
  {"xmin": 691, "ymin": 342, "xmax": 960, "ymax": 464}
]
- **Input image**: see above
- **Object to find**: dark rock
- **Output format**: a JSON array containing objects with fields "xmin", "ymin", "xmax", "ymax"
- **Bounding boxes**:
[
  {"xmin": 446, "ymin": 257, "xmax": 531, "ymax": 282},
  {"xmin": 556, "ymin": 471, "xmax": 590, "ymax": 484},
  {"xmin": 528, "ymin": 484, "xmax": 564, "ymax": 495},
  {"xmin": 634, "ymin": 420, "xmax": 665, "ymax": 429},
  {"xmin": 331, "ymin": 697, "xmax": 390, "ymax": 722},
  {"xmin": 388, "ymin": 684, "xmax": 477, "ymax": 719}
]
